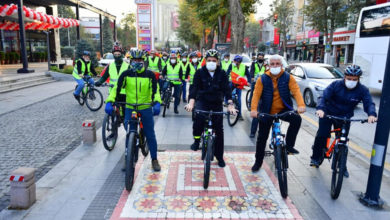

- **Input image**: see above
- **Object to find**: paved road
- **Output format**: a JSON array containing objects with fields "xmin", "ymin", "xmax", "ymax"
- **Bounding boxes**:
[{"xmin": 0, "ymin": 84, "xmax": 109, "ymax": 211}]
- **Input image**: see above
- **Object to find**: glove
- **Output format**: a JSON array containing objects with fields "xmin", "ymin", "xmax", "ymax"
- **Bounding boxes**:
[
  {"xmin": 95, "ymin": 81, "xmax": 102, "ymax": 87},
  {"xmin": 105, "ymin": 102, "xmax": 113, "ymax": 115},
  {"xmin": 153, "ymin": 102, "xmax": 161, "ymax": 116}
]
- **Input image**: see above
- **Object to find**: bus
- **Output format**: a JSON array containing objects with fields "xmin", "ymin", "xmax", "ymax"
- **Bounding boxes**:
[{"xmin": 354, "ymin": 2, "xmax": 390, "ymax": 90}]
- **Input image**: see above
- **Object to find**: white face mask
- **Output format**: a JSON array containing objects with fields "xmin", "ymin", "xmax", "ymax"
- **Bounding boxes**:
[
  {"xmin": 224, "ymin": 58, "xmax": 229, "ymax": 62},
  {"xmin": 163, "ymin": 56, "xmax": 167, "ymax": 60},
  {"xmin": 206, "ymin": 62, "xmax": 217, "ymax": 71},
  {"xmin": 171, "ymin": 59, "xmax": 176, "ymax": 64},
  {"xmin": 345, "ymin": 79, "xmax": 358, "ymax": 89},
  {"xmin": 192, "ymin": 58, "xmax": 198, "ymax": 63},
  {"xmin": 182, "ymin": 58, "xmax": 187, "ymax": 62},
  {"xmin": 270, "ymin": 67, "xmax": 281, "ymax": 75}
]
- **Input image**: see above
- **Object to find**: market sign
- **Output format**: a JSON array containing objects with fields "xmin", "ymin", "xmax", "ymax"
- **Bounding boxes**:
[
  {"xmin": 286, "ymin": 40, "xmax": 296, "ymax": 48},
  {"xmin": 136, "ymin": 3, "xmax": 152, "ymax": 51},
  {"xmin": 332, "ymin": 32, "xmax": 355, "ymax": 45}
]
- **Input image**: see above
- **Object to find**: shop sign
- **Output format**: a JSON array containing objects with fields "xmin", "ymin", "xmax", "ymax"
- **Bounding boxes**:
[
  {"xmin": 135, "ymin": 0, "xmax": 152, "ymax": 3},
  {"xmin": 286, "ymin": 40, "xmax": 296, "ymax": 47},
  {"xmin": 309, "ymin": 37, "xmax": 319, "ymax": 45}
]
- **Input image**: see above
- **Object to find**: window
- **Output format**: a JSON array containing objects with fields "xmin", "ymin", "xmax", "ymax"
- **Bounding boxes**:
[
  {"xmin": 360, "ymin": 6, "xmax": 390, "ymax": 38},
  {"xmin": 293, "ymin": 67, "xmax": 305, "ymax": 78}
]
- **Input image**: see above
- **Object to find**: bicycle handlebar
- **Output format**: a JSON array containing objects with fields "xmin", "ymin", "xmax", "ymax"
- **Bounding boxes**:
[
  {"xmin": 101, "ymin": 83, "xmax": 114, "ymax": 88},
  {"xmin": 194, "ymin": 109, "xmax": 228, "ymax": 116},
  {"xmin": 258, "ymin": 110, "xmax": 298, "ymax": 118},
  {"xmin": 325, "ymin": 115, "xmax": 368, "ymax": 123},
  {"xmin": 114, "ymin": 102, "xmax": 152, "ymax": 107}
]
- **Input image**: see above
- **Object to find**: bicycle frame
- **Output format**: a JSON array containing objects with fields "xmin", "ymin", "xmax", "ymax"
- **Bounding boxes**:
[
  {"xmin": 271, "ymin": 118, "xmax": 284, "ymax": 148},
  {"xmin": 325, "ymin": 128, "xmax": 341, "ymax": 158}
]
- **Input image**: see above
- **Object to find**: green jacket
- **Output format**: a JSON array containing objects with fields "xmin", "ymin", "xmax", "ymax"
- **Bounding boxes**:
[
  {"xmin": 106, "ymin": 69, "xmax": 162, "ymax": 110},
  {"xmin": 72, "ymin": 59, "xmax": 93, "ymax": 79}
]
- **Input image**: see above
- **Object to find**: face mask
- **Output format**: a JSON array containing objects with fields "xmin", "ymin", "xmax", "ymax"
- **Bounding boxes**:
[
  {"xmin": 224, "ymin": 58, "xmax": 229, "ymax": 62},
  {"xmin": 345, "ymin": 79, "xmax": 358, "ymax": 89},
  {"xmin": 192, "ymin": 58, "xmax": 198, "ymax": 63},
  {"xmin": 182, "ymin": 58, "xmax": 187, "ymax": 62},
  {"xmin": 131, "ymin": 62, "xmax": 144, "ymax": 72},
  {"xmin": 171, "ymin": 59, "xmax": 176, "ymax": 64},
  {"xmin": 258, "ymin": 58, "xmax": 264, "ymax": 62},
  {"xmin": 163, "ymin": 56, "xmax": 167, "ymax": 60},
  {"xmin": 270, "ymin": 67, "xmax": 281, "ymax": 75},
  {"xmin": 206, "ymin": 62, "xmax": 217, "ymax": 71},
  {"xmin": 114, "ymin": 55, "xmax": 122, "ymax": 62}
]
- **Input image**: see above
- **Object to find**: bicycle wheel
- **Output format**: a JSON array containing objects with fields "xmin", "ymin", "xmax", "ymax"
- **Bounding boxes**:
[
  {"xmin": 246, "ymin": 89, "xmax": 251, "ymax": 111},
  {"xmin": 102, "ymin": 113, "xmax": 118, "ymax": 151},
  {"xmin": 330, "ymin": 144, "xmax": 347, "ymax": 199},
  {"xmin": 162, "ymin": 92, "xmax": 169, "ymax": 117},
  {"xmin": 139, "ymin": 128, "xmax": 149, "ymax": 157},
  {"xmin": 85, "ymin": 88, "xmax": 103, "ymax": 111},
  {"xmin": 274, "ymin": 145, "xmax": 288, "ymax": 198},
  {"xmin": 227, "ymin": 99, "xmax": 239, "ymax": 127},
  {"xmin": 125, "ymin": 132, "xmax": 137, "ymax": 191},
  {"xmin": 74, "ymin": 85, "xmax": 85, "ymax": 105},
  {"xmin": 203, "ymin": 136, "xmax": 214, "ymax": 189}
]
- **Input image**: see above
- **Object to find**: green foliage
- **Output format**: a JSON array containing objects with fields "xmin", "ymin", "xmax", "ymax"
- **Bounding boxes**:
[
  {"xmin": 8, "ymin": 52, "xmax": 15, "ymax": 62},
  {"xmin": 103, "ymin": 16, "xmax": 114, "ymax": 54},
  {"xmin": 75, "ymin": 39, "xmax": 98, "ymax": 67},
  {"xmin": 63, "ymin": 65, "xmax": 74, "ymax": 74},
  {"xmin": 257, "ymin": 42, "xmax": 266, "ymax": 52},
  {"xmin": 177, "ymin": 1, "xmax": 203, "ymax": 48},
  {"xmin": 58, "ymin": 5, "xmax": 77, "ymax": 47},
  {"xmin": 4, "ymin": 52, "xmax": 9, "ymax": 61},
  {"xmin": 0, "ymin": 51, "xmax": 5, "ymax": 61},
  {"xmin": 117, "ymin": 13, "xmax": 137, "ymax": 49},
  {"xmin": 50, "ymin": 66, "xmax": 60, "ymax": 72},
  {"xmin": 245, "ymin": 21, "xmax": 261, "ymax": 46},
  {"xmin": 95, "ymin": 66, "xmax": 105, "ymax": 75},
  {"xmin": 14, "ymin": 52, "xmax": 20, "ymax": 61},
  {"xmin": 34, "ymin": 46, "xmax": 47, "ymax": 53},
  {"xmin": 61, "ymin": 46, "xmax": 75, "ymax": 58}
]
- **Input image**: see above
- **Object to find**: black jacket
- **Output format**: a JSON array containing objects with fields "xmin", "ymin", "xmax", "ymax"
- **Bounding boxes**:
[{"xmin": 189, "ymin": 65, "xmax": 232, "ymax": 103}]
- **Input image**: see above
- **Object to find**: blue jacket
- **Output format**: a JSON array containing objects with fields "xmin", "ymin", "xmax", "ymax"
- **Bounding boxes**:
[{"xmin": 317, "ymin": 80, "xmax": 376, "ymax": 118}]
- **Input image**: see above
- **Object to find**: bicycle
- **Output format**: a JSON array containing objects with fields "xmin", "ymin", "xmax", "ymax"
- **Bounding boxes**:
[
  {"xmin": 258, "ymin": 110, "xmax": 298, "ymax": 198},
  {"xmin": 317, "ymin": 115, "xmax": 368, "ymax": 199},
  {"xmin": 227, "ymin": 84, "xmax": 241, "ymax": 127},
  {"xmin": 118, "ymin": 102, "xmax": 151, "ymax": 191},
  {"xmin": 245, "ymin": 88, "xmax": 252, "ymax": 111},
  {"xmin": 74, "ymin": 75, "xmax": 103, "ymax": 111},
  {"xmin": 161, "ymin": 78, "xmax": 181, "ymax": 117},
  {"xmin": 194, "ymin": 109, "xmax": 227, "ymax": 189}
]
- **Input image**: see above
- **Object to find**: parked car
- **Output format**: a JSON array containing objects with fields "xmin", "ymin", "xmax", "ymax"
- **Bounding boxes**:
[
  {"xmin": 287, "ymin": 63, "xmax": 344, "ymax": 107},
  {"xmin": 99, "ymin": 53, "xmax": 114, "ymax": 66}
]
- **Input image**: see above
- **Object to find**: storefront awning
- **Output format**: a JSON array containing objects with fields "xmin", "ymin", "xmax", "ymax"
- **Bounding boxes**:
[{"xmin": 0, "ymin": 4, "xmax": 79, "ymax": 30}]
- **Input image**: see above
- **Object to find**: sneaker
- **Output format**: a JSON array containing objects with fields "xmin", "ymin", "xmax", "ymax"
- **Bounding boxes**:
[
  {"xmin": 218, "ymin": 159, "xmax": 226, "ymax": 168},
  {"xmin": 310, "ymin": 158, "xmax": 320, "ymax": 168},
  {"xmin": 73, "ymin": 94, "xmax": 80, "ymax": 101},
  {"xmin": 251, "ymin": 161, "xmax": 262, "ymax": 172},
  {"xmin": 152, "ymin": 159, "xmax": 161, "ymax": 172},
  {"xmin": 343, "ymin": 168, "xmax": 349, "ymax": 178},
  {"xmin": 287, "ymin": 146, "xmax": 299, "ymax": 155},
  {"xmin": 249, "ymin": 133, "xmax": 255, "ymax": 138},
  {"xmin": 190, "ymin": 140, "xmax": 200, "ymax": 151},
  {"xmin": 174, "ymin": 108, "xmax": 179, "ymax": 114}
]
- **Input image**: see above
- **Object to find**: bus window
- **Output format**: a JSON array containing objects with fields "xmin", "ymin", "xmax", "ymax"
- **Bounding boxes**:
[{"xmin": 360, "ymin": 5, "xmax": 390, "ymax": 38}]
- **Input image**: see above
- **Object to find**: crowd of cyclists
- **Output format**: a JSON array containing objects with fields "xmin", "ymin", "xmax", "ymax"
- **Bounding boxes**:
[{"xmin": 72, "ymin": 42, "xmax": 378, "ymax": 178}]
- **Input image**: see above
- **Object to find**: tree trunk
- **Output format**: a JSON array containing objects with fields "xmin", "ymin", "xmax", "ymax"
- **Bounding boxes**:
[
  {"xmin": 219, "ymin": 14, "xmax": 230, "ymax": 43},
  {"xmin": 205, "ymin": 26, "xmax": 216, "ymax": 49},
  {"xmin": 229, "ymin": 0, "xmax": 245, "ymax": 54},
  {"xmin": 218, "ymin": 16, "xmax": 222, "ymax": 42}
]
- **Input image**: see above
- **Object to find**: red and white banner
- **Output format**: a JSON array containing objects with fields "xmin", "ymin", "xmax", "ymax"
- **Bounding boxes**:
[{"xmin": 0, "ymin": 4, "xmax": 80, "ymax": 30}]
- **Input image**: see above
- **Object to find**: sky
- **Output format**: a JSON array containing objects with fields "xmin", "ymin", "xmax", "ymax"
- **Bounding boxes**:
[{"xmin": 77, "ymin": 0, "xmax": 272, "ymax": 22}]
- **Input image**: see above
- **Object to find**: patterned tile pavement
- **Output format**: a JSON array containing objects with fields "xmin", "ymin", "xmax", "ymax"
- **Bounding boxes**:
[{"xmin": 110, "ymin": 151, "xmax": 303, "ymax": 219}]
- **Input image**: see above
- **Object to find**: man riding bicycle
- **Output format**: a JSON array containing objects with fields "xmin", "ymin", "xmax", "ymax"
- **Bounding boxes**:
[
  {"xmin": 105, "ymin": 49, "xmax": 162, "ymax": 172},
  {"xmin": 310, "ymin": 65, "xmax": 377, "ymax": 177},
  {"xmin": 180, "ymin": 52, "xmax": 190, "ymax": 103},
  {"xmin": 72, "ymin": 51, "xmax": 97, "ymax": 101},
  {"xmin": 250, "ymin": 54, "xmax": 306, "ymax": 172},
  {"xmin": 145, "ymin": 50, "xmax": 162, "ymax": 73},
  {"xmin": 185, "ymin": 49, "xmax": 237, "ymax": 168}
]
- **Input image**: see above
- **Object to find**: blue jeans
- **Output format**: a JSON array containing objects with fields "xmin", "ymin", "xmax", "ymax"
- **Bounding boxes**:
[
  {"xmin": 182, "ymin": 81, "xmax": 187, "ymax": 101},
  {"xmin": 74, "ymin": 77, "xmax": 94, "ymax": 96},
  {"xmin": 124, "ymin": 107, "xmax": 158, "ymax": 160}
]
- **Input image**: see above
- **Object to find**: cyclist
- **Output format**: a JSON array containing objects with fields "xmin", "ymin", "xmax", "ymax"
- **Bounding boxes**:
[
  {"xmin": 180, "ymin": 52, "xmax": 190, "ymax": 103},
  {"xmin": 72, "ymin": 51, "xmax": 97, "ymax": 101},
  {"xmin": 161, "ymin": 53, "xmax": 183, "ymax": 114},
  {"xmin": 188, "ymin": 52, "xmax": 202, "ymax": 96},
  {"xmin": 161, "ymin": 52, "xmax": 169, "ymax": 70},
  {"xmin": 226, "ymin": 55, "xmax": 251, "ymax": 120},
  {"xmin": 221, "ymin": 53, "xmax": 231, "ymax": 72},
  {"xmin": 145, "ymin": 50, "xmax": 162, "ymax": 73},
  {"xmin": 105, "ymin": 50, "xmax": 162, "ymax": 172},
  {"xmin": 185, "ymin": 49, "xmax": 237, "ymax": 168},
  {"xmin": 250, "ymin": 54, "xmax": 306, "ymax": 172},
  {"xmin": 310, "ymin": 65, "xmax": 377, "ymax": 177},
  {"xmin": 251, "ymin": 52, "xmax": 256, "ymax": 62},
  {"xmin": 249, "ymin": 52, "xmax": 267, "ymax": 138}
]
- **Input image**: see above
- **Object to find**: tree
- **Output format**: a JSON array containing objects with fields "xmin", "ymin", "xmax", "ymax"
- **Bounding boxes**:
[
  {"xmin": 102, "ymin": 16, "xmax": 114, "ymax": 54},
  {"xmin": 271, "ymin": 0, "xmax": 294, "ymax": 58},
  {"xmin": 245, "ymin": 21, "xmax": 261, "ymax": 48},
  {"xmin": 257, "ymin": 42, "xmax": 266, "ymax": 52},
  {"xmin": 75, "ymin": 39, "xmax": 98, "ymax": 67},
  {"xmin": 58, "ymin": 5, "xmax": 77, "ymax": 47},
  {"xmin": 176, "ymin": 1, "xmax": 204, "ymax": 49},
  {"xmin": 117, "ymin": 12, "xmax": 137, "ymax": 48}
]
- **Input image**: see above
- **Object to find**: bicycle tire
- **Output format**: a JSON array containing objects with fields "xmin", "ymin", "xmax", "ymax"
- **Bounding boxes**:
[
  {"xmin": 74, "ymin": 85, "xmax": 85, "ymax": 105},
  {"xmin": 125, "ymin": 132, "xmax": 136, "ymax": 191},
  {"xmin": 246, "ymin": 89, "xmax": 251, "ymax": 111},
  {"xmin": 85, "ymin": 88, "xmax": 103, "ymax": 111},
  {"xmin": 275, "ymin": 145, "xmax": 288, "ymax": 198},
  {"xmin": 203, "ymin": 136, "xmax": 213, "ymax": 189},
  {"xmin": 102, "ymin": 114, "xmax": 118, "ymax": 151},
  {"xmin": 139, "ymin": 128, "xmax": 149, "ymax": 157},
  {"xmin": 162, "ymin": 92, "xmax": 169, "ymax": 117},
  {"xmin": 227, "ymin": 99, "xmax": 239, "ymax": 127},
  {"xmin": 330, "ymin": 144, "xmax": 347, "ymax": 199}
]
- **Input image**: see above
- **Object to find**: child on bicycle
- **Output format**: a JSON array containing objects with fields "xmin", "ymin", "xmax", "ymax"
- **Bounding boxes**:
[{"xmin": 310, "ymin": 65, "xmax": 377, "ymax": 177}]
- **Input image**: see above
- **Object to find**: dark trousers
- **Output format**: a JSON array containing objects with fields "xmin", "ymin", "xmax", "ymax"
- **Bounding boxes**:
[
  {"xmin": 193, "ymin": 101, "xmax": 224, "ymax": 161},
  {"xmin": 173, "ymin": 84, "xmax": 181, "ymax": 108},
  {"xmin": 182, "ymin": 81, "xmax": 187, "ymax": 101},
  {"xmin": 311, "ymin": 117, "xmax": 351, "ymax": 160},
  {"xmin": 255, "ymin": 112, "xmax": 302, "ymax": 164}
]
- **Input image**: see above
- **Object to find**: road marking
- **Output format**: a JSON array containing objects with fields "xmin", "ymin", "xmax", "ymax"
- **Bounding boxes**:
[{"xmin": 301, "ymin": 114, "xmax": 390, "ymax": 171}]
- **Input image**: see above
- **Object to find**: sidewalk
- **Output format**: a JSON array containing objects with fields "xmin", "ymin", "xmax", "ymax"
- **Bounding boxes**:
[{"xmin": 1, "ymin": 99, "xmax": 389, "ymax": 220}]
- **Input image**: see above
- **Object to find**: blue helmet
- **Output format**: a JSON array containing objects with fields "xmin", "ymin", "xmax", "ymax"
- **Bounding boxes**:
[
  {"xmin": 345, "ymin": 65, "xmax": 362, "ymax": 77},
  {"xmin": 82, "ymin": 51, "xmax": 91, "ymax": 57},
  {"xmin": 233, "ymin": 55, "xmax": 243, "ymax": 62}
]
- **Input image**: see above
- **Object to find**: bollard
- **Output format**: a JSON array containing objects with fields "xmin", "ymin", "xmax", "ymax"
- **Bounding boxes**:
[
  {"xmin": 82, "ymin": 120, "xmax": 96, "ymax": 144},
  {"xmin": 9, "ymin": 167, "xmax": 36, "ymax": 209}
]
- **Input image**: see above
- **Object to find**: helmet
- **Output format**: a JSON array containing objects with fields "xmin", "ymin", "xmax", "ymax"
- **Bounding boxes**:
[
  {"xmin": 130, "ymin": 49, "xmax": 145, "ymax": 60},
  {"xmin": 205, "ymin": 49, "xmax": 219, "ymax": 59},
  {"xmin": 162, "ymin": 52, "xmax": 168, "ymax": 57},
  {"xmin": 223, "ymin": 53, "xmax": 230, "ymax": 58},
  {"xmin": 82, "ymin": 51, "xmax": 91, "ymax": 57},
  {"xmin": 112, "ymin": 42, "xmax": 123, "ymax": 53},
  {"xmin": 182, "ymin": 52, "xmax": 188, "ymax": 58},
  {"xmin": 257, "ymin": 52, "xmax": 265, "ymax": 57},
  {"xmin": 189, "ymin": 52, "xmax": 197, "ymax": 58},
  {"xmin": 170, "ymin": 53, "xmax": 177, "ymax": 59},
  {"xmin": 345, "ymin": 65, "xmax": 362, "ymax": 77},
  {"xmin": 233, "ymin": 55, "xmax": 243, "ymax": 62},
  {"xmin": 252, "ymin": 52, "xmax": 256, "ymax": 56}
]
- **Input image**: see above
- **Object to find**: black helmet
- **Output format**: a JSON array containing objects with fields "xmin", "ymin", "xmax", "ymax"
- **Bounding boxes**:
[
  {"xmin": 181, "ymin": 52, "xmax": 188, "ymax": 58},
  {"xmin": 345, "ymin": 65, "xmax": 362, "ymax": 77},
  {"xmin": 130, "ymin": 50, "xmax": 145, "ymax": 60},
  {"xmin": 189, "ymin": 52, "xmax": 197, "ymax": 58},
  {"xmin": 82, "ymin": 51, "xmax": 91, "ymax": 57},
  {"xmin": 112, "ymin": 42, "xmax": 123, "ymax": 54},
  {"xmin": 223, "ymin": 53, "xmax": 230, "ymax": 58},
  {"xmin": 257, "ymin": 52, "xmax": 265, "ymax": 57},
  {"xmin": 205, "ymin": 49, "xmax": 219, "ymax": 59},
  {"xmin": 252, "ymin": 52, "xmax": 256, "ymax": 56}
]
